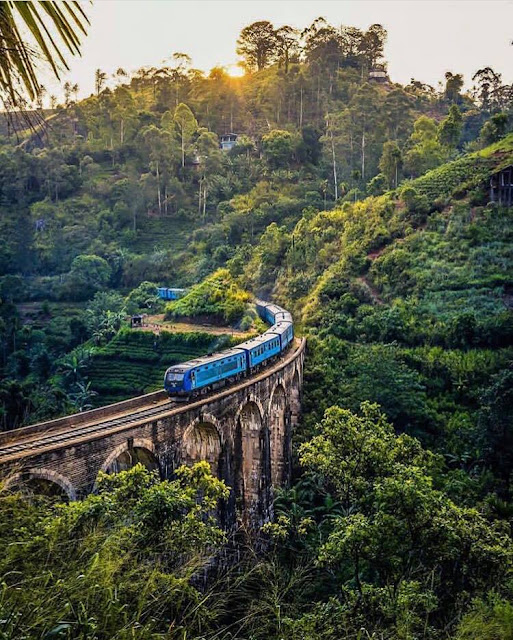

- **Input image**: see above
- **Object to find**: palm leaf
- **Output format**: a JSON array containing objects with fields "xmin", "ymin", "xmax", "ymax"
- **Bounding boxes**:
[{"xmin": 0, "ymin": 0, "xmax": 89, "ymax": 105}]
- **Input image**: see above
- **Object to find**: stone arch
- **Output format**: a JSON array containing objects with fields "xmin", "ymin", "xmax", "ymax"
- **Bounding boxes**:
[
  {"xmin": 235, "ymin": 400, "xmax": 267, "ymax": 514},
  {"xmin": 268, "ymin": 384, "xmax": 287, "ymax": 487},
  {"xmin": 240, "ymin": 394, "xmax": 266, "ymax": 423},
  {"xmin": 182, "ymin": 414, "xmax": 222, "ymax": 477},
  {"xmin": 100, "ymin": 438, "xmax": 160, "ymax": 477},
  {"xmin": 3, "ymin": 469, "xmax": 76, "ymax": 501}
]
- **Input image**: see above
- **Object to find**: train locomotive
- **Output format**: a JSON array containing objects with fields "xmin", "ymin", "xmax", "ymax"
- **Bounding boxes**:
[{"xmin": 164, "ymin": 300, "xmax": 294, "ymax": 398}]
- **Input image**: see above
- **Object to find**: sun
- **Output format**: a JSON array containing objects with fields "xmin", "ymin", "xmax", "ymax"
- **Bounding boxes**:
[{"xmin": 226, "ymin": 64, "xmax": 245, "ymax": 78}]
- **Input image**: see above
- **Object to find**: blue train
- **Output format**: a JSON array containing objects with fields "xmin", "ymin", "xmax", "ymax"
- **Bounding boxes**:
[
  {"xmin": 164, "ymin": 299, "xmax": 294, "ymax": 397},
  {"xmin": 157, "ymin": 287, "xmax": 187, "ymax": 301}
]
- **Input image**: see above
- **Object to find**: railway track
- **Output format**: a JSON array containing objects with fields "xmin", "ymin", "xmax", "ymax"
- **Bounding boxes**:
[{"xmin": 0, "ymin": 400, "xmax": 176, "ymax": 463}]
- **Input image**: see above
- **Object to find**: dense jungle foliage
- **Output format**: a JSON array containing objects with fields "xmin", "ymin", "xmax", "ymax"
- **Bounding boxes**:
[{"xmin": 1, "ymin": 16, "xmax": 513, "ymax": 640}]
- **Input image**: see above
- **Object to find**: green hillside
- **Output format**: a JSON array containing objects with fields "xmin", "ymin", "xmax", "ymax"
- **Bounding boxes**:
[{"xmin": 1, "ymin": 12, "xmax": 513, "ymax": 640}]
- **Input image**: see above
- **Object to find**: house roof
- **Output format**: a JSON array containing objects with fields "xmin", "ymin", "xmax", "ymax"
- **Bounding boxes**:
[{"xmin": 490, "ymin": 164, "xmax": 513, "ymax": 176}]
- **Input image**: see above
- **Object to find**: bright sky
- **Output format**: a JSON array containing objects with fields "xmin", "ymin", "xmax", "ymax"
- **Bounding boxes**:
[{"xmin": 43, "ymin": 0, "xmax": 513, "ymax": 102}]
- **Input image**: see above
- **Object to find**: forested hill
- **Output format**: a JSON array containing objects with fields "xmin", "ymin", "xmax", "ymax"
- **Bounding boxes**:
[
  {"xmin": 1, "ymin": 18, "xmax": 512, "ymax": 290},
  {"xmin": 1, "ymin": 16, "xmax": 513, "ymax": 640}
]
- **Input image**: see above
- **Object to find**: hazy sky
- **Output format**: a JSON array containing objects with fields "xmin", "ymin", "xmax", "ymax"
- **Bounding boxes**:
[{"xmin": 44, "ymin": 0, "xmax": 513, "ymax": 101}]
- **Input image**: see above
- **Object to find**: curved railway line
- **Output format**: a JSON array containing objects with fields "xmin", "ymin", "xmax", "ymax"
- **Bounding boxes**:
[{"xmin": 0, "ymin": 338, "xmax": 305, "ymax": 467}]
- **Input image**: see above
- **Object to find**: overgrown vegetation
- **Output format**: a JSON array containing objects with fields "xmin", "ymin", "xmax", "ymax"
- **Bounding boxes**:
[
  {"xmin": 165, "ymin": 268, "xmax": 250, "ymax": 324},
  {"xmin": 0, "ymin": 463, "xmax": 229, "ymax": 639},
  {"xmin": 1, "ymin": 13, "xmax": 513, "ymax": 640}
]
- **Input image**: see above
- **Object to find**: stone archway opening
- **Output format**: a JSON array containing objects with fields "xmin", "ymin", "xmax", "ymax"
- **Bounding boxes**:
[
  {"xmin": 103, "ymin": 445, "xmax": 160, "ymax": 475},
  {"xmin": 22, "ymin": 477, "xmax": 70, "ymax": 500},
  {"xmin": 4, "ymin": 470, "xmax": 76, "ymax": 502},
  {"xmin": 183, "ymin": 420, "xmax": 222, "ymax": 477},
  {"xmin": 237, "ymin": 400, "xmax": 265, "ymax": 511},
  {"xmin": 269, "ymin": 385, "xmax": 287, "ymax": 487}
]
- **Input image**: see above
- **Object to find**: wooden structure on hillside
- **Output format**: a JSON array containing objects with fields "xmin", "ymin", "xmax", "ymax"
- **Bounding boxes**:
[
  {"xmin": 490, "ymin": 165, "xmax": 513, "ymax": 206},
  {"xmin": 130, "ymin": 315, "xmax": 144, "ymax": 327}
]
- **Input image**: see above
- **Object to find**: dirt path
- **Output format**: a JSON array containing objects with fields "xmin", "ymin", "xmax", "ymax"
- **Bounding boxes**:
[
  {"xmin": 132, "ymin": 314, "xmax": 254, "ymax": 338},
  {"xmin": 355, "ymin": 276, "xmax": 384, "ymax": 305}
]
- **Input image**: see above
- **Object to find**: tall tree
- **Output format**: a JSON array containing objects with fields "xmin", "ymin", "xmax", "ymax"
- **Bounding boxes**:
[
  {"xmin": 379, "ymin": 141, "xmax": 403, "ymax": 187},
  {"xmin": 383, "ymin": 89, "xmax": 413, "ymax": 140},
  {"xmin": 63, "ymin": 81, "xmax": 72, "ymax": 106},
  {"xmin": 339, "ymin": 25, "xmax": 365, "ymax": 67},
  {"xmin": 114, "ymin": 67, "xmax": 128, "ymax": 85},
  {"xmin": 472, "ymin": 67, "xmax": 503, "ymax": 111},
  {"xmin": 438, "ymin": 104, "xmax": 463, "ymax": 148},
  {"xmin": 302, "ymin": 17, "xmax": 342, "ymax": 70},
  {"xmin": 172, "ymin": 102, "xmax": 198, "ymax": 167},
  {"xmin": 444, "ymin": 71, "xmax": 464, "ymax": 104},
  {"xmin": 403, "ymin": 116, "xmax": 446, "ymax": 177},
  {"xmin": 275, "ymin": 25, "xmax": 300, "ymax": 74},
  {"xmin": 236, "ymin": 21, "xmax": 278, "ymax": 71},
  {"xmin": 349, "ymin": 83, "xmax": 381, "ymax": 181},
  {"xmin": 141, "ymin": 124, "xmax": 179, "ymax": 214},
  {"xmin": 359, "ymin": 23, "xmax": 387, "ymax": 69},
  {"xmin": 95, "ymin": 68, "xmax": 107, "ymax": 96},
  {"xmin": 195, "ymin": 128, "xmax": 222, "ymax": 219}
]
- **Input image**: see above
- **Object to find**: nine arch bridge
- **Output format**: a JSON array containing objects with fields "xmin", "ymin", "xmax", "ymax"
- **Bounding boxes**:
[{"xmin": 0, "ymin": 338, "xmax": 305, "ymax": 527}]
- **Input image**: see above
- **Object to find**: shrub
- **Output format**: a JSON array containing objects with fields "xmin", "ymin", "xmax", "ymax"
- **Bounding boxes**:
[{"xmin": 166, "ymin": 269, "xmax": 250, "ymax": 324}]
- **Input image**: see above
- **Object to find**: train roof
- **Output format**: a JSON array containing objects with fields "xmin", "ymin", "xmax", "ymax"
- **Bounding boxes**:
[
  {"xmin": 266, "ymin": 303, "xmax": 286, "ymax": 314},
  {"xmin": 237, "ymin": 333, "xmax": 279, "ymax": 351},
  {"xmin": 255, "ymin": 299, "xmax": 287, "ymax": 313},
  {"xmin": 267, "ymin": 320, "xmax": 292, "ymax": 334},
  {"xmin": 166, "ymin": 348, "xmax": 245, "ymax": 373}
]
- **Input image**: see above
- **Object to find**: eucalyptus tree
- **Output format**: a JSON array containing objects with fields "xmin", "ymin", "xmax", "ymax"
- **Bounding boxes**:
[
  {"xmin": 275, "ymin": 25, "xmax": 300, "ymax": 74},
  {"xmin": 172, "ymin": 102, "xmax": 198, "ymax": 168},
  {"xmin": 379, "ymin": 140, "xmax": 403, "ymax": 188},
  {"xmin": 94, "ymin": 68, "xmax": 107, "ymax": 96},
  {"xmin": 472, "ymin": 67, "xmax": 503, "ymax": 112}
]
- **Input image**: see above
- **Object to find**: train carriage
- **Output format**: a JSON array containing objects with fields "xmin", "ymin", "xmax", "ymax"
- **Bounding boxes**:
[
  {"xmin": 255, "ymin": 300, "xmax": 291, "ymax": 325},
  {"xmin": 164, "ymin": 348, "xmax": 246, "ymax": 396},
  {"xmin": 237, "ymin": 332, "xmax": 281, "ymax": 370},
  {"xmin": 157, "ymin": 287, "xmax": 186, "ymax": 301},
  {"xmin": 267, "ymin": 320, "xmax": 294, "ymax": 350},
  {"xmin": 164, "ymin": 299, "xmax": 294, "ymax": 398}
]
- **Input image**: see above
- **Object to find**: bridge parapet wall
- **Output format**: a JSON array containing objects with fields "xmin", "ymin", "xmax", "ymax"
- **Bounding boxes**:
[{"xmin": 0, "ymin": 390, "xmax": 168, "ymax": 446}]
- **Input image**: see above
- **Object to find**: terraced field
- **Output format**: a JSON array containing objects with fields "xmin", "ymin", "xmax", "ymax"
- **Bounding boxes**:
[{"xmin": 86, "ymin": 329, "xmax": 239, "ymax": 405}]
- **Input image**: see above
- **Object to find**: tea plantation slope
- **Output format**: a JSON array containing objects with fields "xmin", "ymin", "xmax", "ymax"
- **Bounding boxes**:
[{"xmin": 86, "ymin": 330, "xmax": 239, "ymax": 405}]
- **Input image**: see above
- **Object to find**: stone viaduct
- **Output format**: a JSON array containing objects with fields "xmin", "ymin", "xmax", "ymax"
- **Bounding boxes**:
[{"xmin": 0, "ymin": 339, "xmax": 305, "ymax": 528}]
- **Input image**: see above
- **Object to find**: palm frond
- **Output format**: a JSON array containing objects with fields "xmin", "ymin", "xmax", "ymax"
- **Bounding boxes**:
[{"xmin": 0, "ymin": 0, "xmax": 89, "ymax": 106}]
